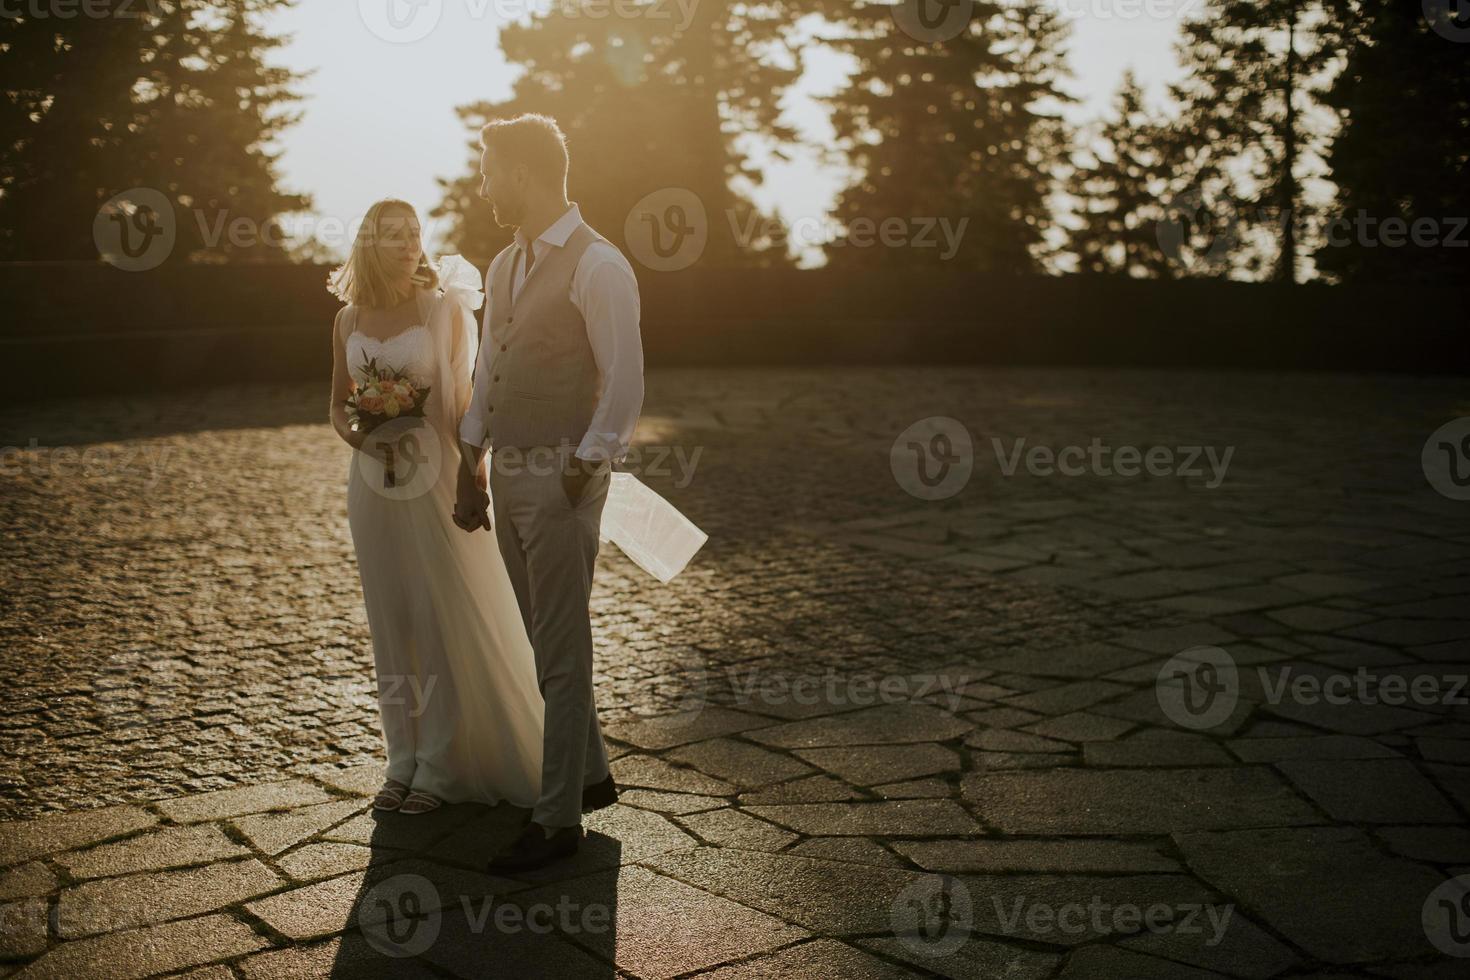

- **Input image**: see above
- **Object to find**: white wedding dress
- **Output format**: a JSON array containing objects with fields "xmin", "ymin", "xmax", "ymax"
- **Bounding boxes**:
[{"xmin": 345, "ymin": 258, "xmax": 543, "ymax": 806}]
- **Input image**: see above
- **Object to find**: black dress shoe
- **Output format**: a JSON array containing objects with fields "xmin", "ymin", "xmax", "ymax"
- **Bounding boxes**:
[
  {"xmin": 582, "ymin": 774, "xmax": 619, "ymax": 813},
  {"xmin": 488, "ymin": 822, "xmax": 582, "ymax": 872}
]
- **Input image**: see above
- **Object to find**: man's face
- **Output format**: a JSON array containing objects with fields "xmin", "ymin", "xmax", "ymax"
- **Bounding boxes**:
[{"xmin": 479, "ymin": 146, "xmax": 526, "ymax": 229}]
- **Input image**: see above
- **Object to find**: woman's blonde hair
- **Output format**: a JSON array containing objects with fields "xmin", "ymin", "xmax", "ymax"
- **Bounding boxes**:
[{"xmin": 327, "ymin": 199, "xmax": 439, "ymax": 308}]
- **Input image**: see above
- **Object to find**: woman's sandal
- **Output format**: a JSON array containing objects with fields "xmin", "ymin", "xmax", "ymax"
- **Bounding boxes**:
[
  {"xmin": 373, "ymin": 779, "xmax": 410, "ymax": 811},
  {"xmin": 399, "ymin": 790, "xmax": 442, "ymax": 815}
]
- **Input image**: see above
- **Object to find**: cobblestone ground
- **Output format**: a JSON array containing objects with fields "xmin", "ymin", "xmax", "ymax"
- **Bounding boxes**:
[{"xmin": 1, "ymin": 367, "xmax": 1468, "ymax": 978}]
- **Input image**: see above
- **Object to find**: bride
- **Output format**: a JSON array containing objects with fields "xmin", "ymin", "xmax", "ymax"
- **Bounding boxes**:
[{"xmin": 327, "ymin": 198, "xmax": 543, "ymax": 815}]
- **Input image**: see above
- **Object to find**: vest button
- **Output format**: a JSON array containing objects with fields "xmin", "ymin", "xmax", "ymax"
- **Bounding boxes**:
[
  {"xmin": 493, "ymin": 375, "xmax": 500, "ymax": 382},
  {"xmin": 507, "ymin": 316, "xmax": 514, "ymax": 324},
  {"xmin": 500, "ymin": 344, "xmax": 507, "ymax": 351}
]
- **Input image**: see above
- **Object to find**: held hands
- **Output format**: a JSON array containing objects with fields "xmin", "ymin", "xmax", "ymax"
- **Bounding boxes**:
[{"xmin": 453, "ymin": 457, "xmax": 491, "ymax": 532}]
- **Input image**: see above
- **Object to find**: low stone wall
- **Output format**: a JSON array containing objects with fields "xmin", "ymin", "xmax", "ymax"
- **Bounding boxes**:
[{"xmin": 4, "ymin": 262, "xmax": 1465, "ymax": 397}]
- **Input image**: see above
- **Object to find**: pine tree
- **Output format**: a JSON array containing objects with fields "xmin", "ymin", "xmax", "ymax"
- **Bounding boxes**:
[
  {"xmin": 1170, "ymin": 0, "xmax": 1334, "ymax": 282},
  {"xmin": 811, "ymin": 0, "xmax": 1072, "ymax": 274},
  {"xmin": 1063, "ymin": 71, "xmax": 1176, "ymax": 278},
  {"xmin": 0, "ymin": 0, "xmax": 307, "ymax": 262},
  {"xmin": 1314, "ymin": 0, "xmax": 1470, "ymax": 282},
  {"xmin": 433, "ymin": 0, "xmax": 799, "ymax": 268}
]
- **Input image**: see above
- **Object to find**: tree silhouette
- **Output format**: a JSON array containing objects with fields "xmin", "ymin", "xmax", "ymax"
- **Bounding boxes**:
[
  {"xmin": 0, "ymin": 0, "xmax": 307, "ymax": 263},
  {"xmin": 1170, "ymin": 0, "xmax": 1334, "ymax": 282},
  {"xmin": 811, "ymin": 0, "xmax": 1072, "ymax": 274},
  {"xmin": 1315, "ymin": 0, "xmax": 1470, "ymax": 282},
  {"xmin": 432, "ymin": 0, "xmax": 799, "ymax": 269},
  {"xmin": 1063, "ymin": 71, "xmax": 1177, "ymax": 278}
]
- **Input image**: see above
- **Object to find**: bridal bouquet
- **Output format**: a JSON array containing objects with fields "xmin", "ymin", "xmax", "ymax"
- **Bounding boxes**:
[{"xmin": 346, "ymin": 357, "xmax": 432, "ymax": 488}]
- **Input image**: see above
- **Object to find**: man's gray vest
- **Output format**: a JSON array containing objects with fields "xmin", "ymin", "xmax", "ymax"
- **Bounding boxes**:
[{"xmin": 481, "ymin": 222, "xmax": 603, "ymax": 450}]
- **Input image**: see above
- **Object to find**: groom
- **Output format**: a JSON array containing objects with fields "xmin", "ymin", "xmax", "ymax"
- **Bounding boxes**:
[{"xmin": 453, "ymin": 113, "xmax": 644, "ymax": 871}]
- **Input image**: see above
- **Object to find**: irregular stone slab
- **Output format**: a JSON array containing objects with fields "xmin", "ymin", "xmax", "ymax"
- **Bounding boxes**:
[
  {"xmin": 647, "ymin": 847, "xmax": 929, "ymax": 935},
  {"xmin": 1376, "ymin": 826, "xmax": 1470, "ymax": 864},
  {"xmin": 679, "ymin": 808, "xmax": 799, "ymax": 852},
  {"xmin": 893, "ymin": 839, "xmax": 1180, "ymax": 874},
  {"xmin": 0, "ymin": 861, "xmax": 57, "ymax": 901},
  {"xmin": 515, "ymin": 865, "xmax": 809, "ymax": 980},
  {"xmin": 411, "ymin": 904, "xmax": 608, "ymax": 980},
  {"xmin": 964, "ymin": 767, "xmax": 1319, "ymax": 834},
  {"xmin": 57, "ymin": 823, "xmax": 249, "ymax": 880},
  {"xmin": 0, "ymin": 896, "xmax": 47, "ymax": 957},
  {"xmin": 1268, "ymin": 605, "xmax": 1372, "ymax": 631},
  {"xmin": 0, "ymin": 805, "xmax": 156, "ymax": 866},
  {"xmin": 873, "ymin": 778, "xmax": 951, "ymax": 799},
  {"xmin": 977, "ymin": 643, "xmax": 1158, "ymax": 680},
  {"xmin": 1023, "ymin": 712, "xmax": 1135, "ymax": 743},
  {"xmin": 277, "ymin": 843, "xmax": 375, "ymax": 883},
  {"xmin": 1227, "ymin": 735, "xmax": 1399, "ymax": 762},
  {"xmin": 1056, "ymin": 944, "xmax": 1232, "ymax": 979},
  {"xmin": 307, "ymin": 764, "xmax": 382, "ymax": 798},
  {"xmin": 1113, "ymin": 623, "xmax": 1237, "ymax": 654},
  {"xmin": 1119, "ymin": 908, "xmax": 1300, "ymax": 977},
  {"xmin": 788, "ymin": 837, "xmax": 908, "ymax": 868},
  {"xmin": 745, "ymin": 702, "xmax": 973, "ymax": 749},
  {"xmin": 959, "ymin": 873, "xmax": 1231, "ymax": 947},
  {"xmin": 13, "ymin": 912, "xmax": 267, "ymax": 979},
  {"xmin": 859, "ymin": 935, "xmax": 1060, "ymax": 980},
  {"xmin": 156, "ymin": 780, "xmax": 330, "ymax": 825},
  {"xmin": 966, "ymin": 706, "xmax": 1045, "ymax": 730},
  {"xmin": 966, "ymin": 730, "xmax": 1072, "ymax": 754},
  {"xmin": 739, "ymin": 775, "xmax": 865, "ymax": 804},
  {"xmin": 582, "ymin": 804, "xmax": 699, "ymax": 866},
  {"xmin": 1256, "ymin": 683, "xmax": 1435, "ymax": 735},
  {"xmin": 615, "ymin": 789, "xmax": 728, "ymax": 814},
  {"xmin": 231, "ymin": 799, "xmax": 366, "ymax": 855},
  {"xmin": 611, "ymin": 755, "xmax": 737, "ymax": 796},
  {"xmin": 602, "ymin": 707, "xmax": 775, "ymax": 752},
  {"xmin": 243, "ymin": 871, "xmax": 368, "ymax": 942},
  {"xmin": 1084, "ymin": 733, "xmax": 1233, "ymax": 767},
  {"xmin": 239, "ymin": 936, "xmax": 442, "ymax": 980},
  {"xmin": 57, "ymin": 858, "xmax": 282, "ymax": 938},
  {"xmin": 973, "ymin": 751, "xmax": 1078, "ymax": 771},
  {"xmin": 747, "ymin": 800, "xmax": 981, "ymax": 836},
  {"xmin": 666, "ymin": 737, "xmax": 815, "ymax": 788},
  {"xmin": 1001, "ymin": 680, "xmax": 1131, "ymax": 716},
  {"xmin": 794, "ymin": 743, "xmax": 960, "ymax": 784},
  {"xmin": 704, "ymin": 938, "xmax": 915, "ymax": 979},
  {"xmin": 1275, "ymin": 759, "xmax": 1461, "ymax": 824},
  {"xmin": 246, "ymin": 860, "xmax": 508, "ymax": 943},
  {"xmin": 1174, "ymin": 826, "xmax": 1447, "ymax": 963}
]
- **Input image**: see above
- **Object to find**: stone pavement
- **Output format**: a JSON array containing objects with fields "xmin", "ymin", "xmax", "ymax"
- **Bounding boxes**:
[{"xmin": 1, "ymin": 367, "xmax": 1468, "ymax": 978}]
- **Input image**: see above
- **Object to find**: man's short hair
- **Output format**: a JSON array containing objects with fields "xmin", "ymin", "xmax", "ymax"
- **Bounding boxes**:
[{"xmin": 480, "ymin": 114, "xmax": 569, "ymax": 190}]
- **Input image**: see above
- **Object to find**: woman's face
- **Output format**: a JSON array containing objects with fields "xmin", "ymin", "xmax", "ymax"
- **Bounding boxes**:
[{"xmin": 373, "ymin": 206, "xmax": 422, "ymax": 281}]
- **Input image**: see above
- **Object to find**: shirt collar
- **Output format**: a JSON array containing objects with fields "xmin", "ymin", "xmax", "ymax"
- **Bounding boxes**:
[{"xmin": 513, "ymin": 202, "xmax": 582, "ymax": 254}]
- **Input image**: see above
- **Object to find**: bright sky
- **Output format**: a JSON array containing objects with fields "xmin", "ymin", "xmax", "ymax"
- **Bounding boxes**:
[{"xmin": 268, "ymin": 0, "xmax": 1191, "ymax": 261}]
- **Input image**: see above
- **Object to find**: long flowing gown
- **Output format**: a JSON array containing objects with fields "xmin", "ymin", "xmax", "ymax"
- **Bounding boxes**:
[{"xmin": 344, "ymin": 260, "xmax": 544, "ymax": 806}]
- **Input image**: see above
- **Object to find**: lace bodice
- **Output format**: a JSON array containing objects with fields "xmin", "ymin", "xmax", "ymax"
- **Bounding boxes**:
[{"xmin": 347, "ymin": 324, "xmax": 434, "ymax": 388}]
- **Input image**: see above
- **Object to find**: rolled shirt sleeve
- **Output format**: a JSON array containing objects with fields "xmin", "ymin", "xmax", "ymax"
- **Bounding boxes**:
[
  {"xmin": 458, "ymin": 261, "xmax": 500, "ymax": 449},
  {"xmin": 572, "ymin": 244, "xmax": 644, "ymax": 462}
]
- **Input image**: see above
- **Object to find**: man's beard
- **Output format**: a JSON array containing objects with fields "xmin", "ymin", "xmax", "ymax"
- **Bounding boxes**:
[{"xmin": 491, "ymin": 193, "xmax": 526, "ymax": 230}]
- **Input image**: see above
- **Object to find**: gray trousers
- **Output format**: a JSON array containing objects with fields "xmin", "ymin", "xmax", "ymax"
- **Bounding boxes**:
[{"xmin": 490, "ymin": 456, "xmax": 612, "ymax": 828}]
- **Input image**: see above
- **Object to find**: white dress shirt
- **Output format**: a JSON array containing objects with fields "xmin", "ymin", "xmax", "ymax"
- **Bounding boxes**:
[{"xmin": 458, "ymin": 203, "xmax": 644, "ymax": 462}]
